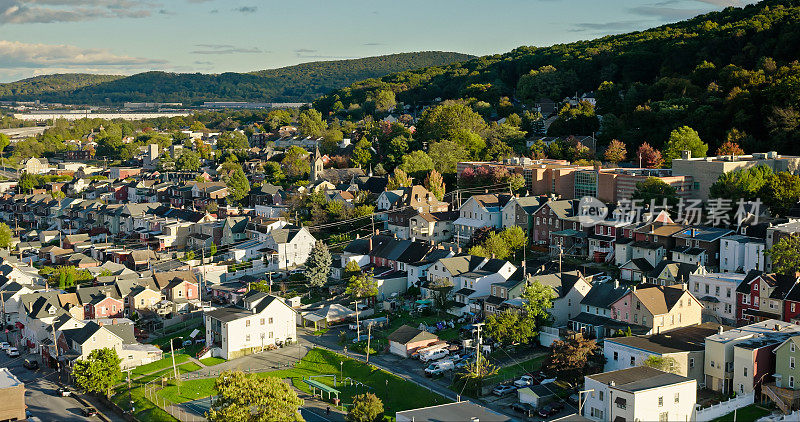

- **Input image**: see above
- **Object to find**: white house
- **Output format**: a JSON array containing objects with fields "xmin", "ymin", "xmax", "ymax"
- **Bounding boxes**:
[
  {"xmin": 204, "ymin": 292, "xmax": 297, "ymax": 360},
  {"xmin": 582, "ymin": 366, "xmax": 696, "ymax": 422},
  {"xmin": 426, "ymin": 255, "xmax": 515, "ymax": 316},
  {"xmin": 263, "ymin": 227, "xmax": 316, "ymax": 271},
  {"xmin": 531, "ymin": 271, "xmax": 592, "ymax": 327},
  {"xmin": 720, "ymin": 234, "xmax": 765, "ymax": 274},
  {"xmin": 690, "ymin": 272, "xmax": 746, "ymax": 325},
  {"xmin": 452, "ymin": 194, "xmax": 510, "ymax": 245}
]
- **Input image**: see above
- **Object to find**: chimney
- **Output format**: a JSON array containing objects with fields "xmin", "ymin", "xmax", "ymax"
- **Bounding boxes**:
[
  {"xmin": 99, "ymin": 321, "xmax": 104, "ymax": 326},
  {"xmin": 775, "ymin": 324, "xmax": 780, "ymax": 331},
  {"xmin": 682, "ymin": 283, "xmax": 687, "ymax": 291},
  {"xmin": 718, "ymin": 326, "xmax": 724, "ymax": 335},
  {"xmin": 614, "ymin": 279, "xmax": 619, "ymax": 289},
  {"xmin": 681, "ymin": 150, "xmax": 691, "ymax": 160},
  {"xmin": 632, "ymin": 285, "xmax": 636, "ymax": 292}
]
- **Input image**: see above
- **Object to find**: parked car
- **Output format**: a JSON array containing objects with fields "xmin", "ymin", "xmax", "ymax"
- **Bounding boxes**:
[
  {"xmin": 538, "ymin": 405, "xmax": 555, "ymax": 418},
  {"xmin": 82, "ymin": 407, "xmax": 97, "ymax": 417},
  {"xmin": 23, "ymin": 359, "xmax": 38, "ymax": 370},
  {"xmin": 419, "ymin": 348, "xmax": 449, "ymax": 362},
  {"xmin": 424, "ymin": 360, "xmax": 454, "ymax": 376},
  {"xmin": 568, "ymin": 393, "xmax": 579, "ymax": 405},
  {"xmin": 594, "ymin": 275, "xmax": 612, "ymax": 283},
  {"xmin": 7, "ymin": 347, "xmax": 19, "ymax": 357},
  {"xmin": 58, "ymin": 388, "xmax": 72, "ymax": 397},
  {"xmin": 551, "ymin": 401, "xmax": 565, "ymax": 413},
  {"xmin": 514, "ymin": 375, "xmax": 535, "ymax": 387},
  {"xmin": 351, "ymin": 335, "xmax": 368, "ymax": 343},
  {"xmin": 182, "ymin": 339, "xmax": 193, "ymax": 347},
  {"xmin": 492, "ymin": 384, "xmax": 517, "ymax": 396},
  {"xmin": 0, "ymin": 341, "xmax": 9, "ymax": 351},
  {"xmin": 510, "ymin": 402, "xmax": 536, "ymax": 417}
]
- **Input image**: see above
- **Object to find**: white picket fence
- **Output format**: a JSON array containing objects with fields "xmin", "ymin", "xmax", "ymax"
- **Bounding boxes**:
[{"xmin": 694, "ymin": 392, "xmax": 754, "ymax": 422}]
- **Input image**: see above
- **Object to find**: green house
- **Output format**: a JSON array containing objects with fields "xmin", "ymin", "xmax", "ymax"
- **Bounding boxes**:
[{"xmin": 774, "ymin": 336, "xmax": 800, "ymax": 390}]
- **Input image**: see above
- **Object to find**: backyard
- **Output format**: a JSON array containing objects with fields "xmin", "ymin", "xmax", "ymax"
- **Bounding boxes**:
[
  {"xmin": 157, "ymin": 348, "xmax": 450, "ymax": 417},
  {"xmin": 711, "ymin": 404, "xmax": 772, "ymax": 421}
]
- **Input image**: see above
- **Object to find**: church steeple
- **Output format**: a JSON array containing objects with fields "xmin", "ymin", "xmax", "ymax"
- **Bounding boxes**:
[{"xmin": 310, "ymin": 141, "xmax": 324, "ymax": 181}]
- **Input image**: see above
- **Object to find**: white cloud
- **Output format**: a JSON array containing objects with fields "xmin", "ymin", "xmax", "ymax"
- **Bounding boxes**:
[
  {"xmin": 0, "ymin": 39, "xmax": 166, "ymax": 68},
  {"xmin": 0, "ymin": 0, "xmax": 153, "ymax": 24}
]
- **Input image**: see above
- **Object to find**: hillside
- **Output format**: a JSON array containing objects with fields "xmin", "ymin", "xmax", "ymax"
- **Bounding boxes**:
[
  {"xmin": 315, "ymin": 0, "xmax": 800, "ymax": 155},
  {"xmin": 0, "ymin": 51, "xmax": 473, "ymax": 105}
]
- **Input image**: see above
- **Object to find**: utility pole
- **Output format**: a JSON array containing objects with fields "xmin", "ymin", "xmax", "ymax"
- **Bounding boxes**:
[
  {"xmin": 558, "ymin": 243, "xmax": 563, "ymax": 274},
  {"xmin": 354, "ymin": 299, "xmax": 361, "ymax": 344},
  {"xmin": 169, "ymin": 338, "xmax": 178, "ymax": 379},
  {"xmin": 365, "ymin": 322, "xmax": 372, "ymax": 363},
  {"xmin": 200, "ymin": 246, "xmax": 206, "ymax": 305},
  {"xmin": 49, "ymin": 320, "xmax": 60, "ymax": 380}
]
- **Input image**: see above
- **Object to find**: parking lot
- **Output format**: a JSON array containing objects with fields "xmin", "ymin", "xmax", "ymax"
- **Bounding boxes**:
[{"xmin": 0, "ymin": 341, "xmax": 120, "ymax": 422}]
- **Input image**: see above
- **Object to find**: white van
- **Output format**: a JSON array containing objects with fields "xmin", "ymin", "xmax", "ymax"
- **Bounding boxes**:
[
  {"xmin": 424, "ymin": 359, "xmax": 454, "ymax": 376},
  {"xmin": 420, "ymin": 348, "xmax": 449, "ymax": 362}
]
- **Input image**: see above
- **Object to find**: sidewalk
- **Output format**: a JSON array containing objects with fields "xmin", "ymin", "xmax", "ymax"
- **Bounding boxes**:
[{"xmin": 297, "ymin": 391, "xmax": 347, "ymax": 422}]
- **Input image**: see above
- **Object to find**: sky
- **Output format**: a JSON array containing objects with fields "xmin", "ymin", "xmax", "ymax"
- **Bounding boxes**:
[{"xmin": 0, "ymin": 0, "xmax": 759, "ymax": 82}]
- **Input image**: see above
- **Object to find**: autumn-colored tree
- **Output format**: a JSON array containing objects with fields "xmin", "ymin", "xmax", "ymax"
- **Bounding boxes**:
[
  {"xmin": 387, "ymin": 168, "xmax": 412, "ymax": 190},
  {"xmin": 716, "ymin": 140, "xmax": 745, "ymax": 156},
  {"xmin": 604, "ymin": 139, "xmax": 627, "ymax": 164},
  {"xmin": 542, "ymin": 334, "xmax": 604, "ymax": 385},
  {"xmin": 637, "ymin": 142, "xmax": 664, "ymax": 168},
  {"xmin": 424, "ymin": 169, "xmax": 446, "ymax": 200}
]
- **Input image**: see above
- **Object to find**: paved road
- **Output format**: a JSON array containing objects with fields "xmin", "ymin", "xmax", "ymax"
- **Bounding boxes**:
[
  {"xmin": 0, "ymin": 126, "xmax": 49, "ymax": 140},
  {"xmin": 0, "ymin": 351, "xmax": 94, "ymax": 422}
]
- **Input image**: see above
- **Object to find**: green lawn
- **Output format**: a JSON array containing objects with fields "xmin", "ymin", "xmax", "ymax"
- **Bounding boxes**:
[
  {"xmin": 132, "ymin": 353, "xmax": 191, "ymax": 377},
  {"xmin": 199, "ymin": 357, "xmax": 225, "ymax": 366},
  {"xmin": 149, "ymin": 320, "xmax": 203, "ymax": 348},
  {"xmin": 113, "ymin": 362, "xmax": 205, "ymax": 422},
  {"xmin": 158, "ymin": 348, "xmax": 449, "ymax": 416},
  {"xmin": 711, "ymin": 404, "xmax": 772, "ymax": 422},
  {"xmin": 487, "ymin": 354, "xmax": 547, "ymax": 384}
]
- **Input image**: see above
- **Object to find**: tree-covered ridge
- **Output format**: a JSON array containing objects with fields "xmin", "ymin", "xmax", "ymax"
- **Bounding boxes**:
[
  {"xmin": 0, "ymin": 74, "xmax": 124, "ymax": 97},
  {"xmin": 314, "ymin": 0, "xmax": 800, "ymax": 154},
  {"xmin": 0, "ymin": 51, "xmax": 473, "ymax": 105}
]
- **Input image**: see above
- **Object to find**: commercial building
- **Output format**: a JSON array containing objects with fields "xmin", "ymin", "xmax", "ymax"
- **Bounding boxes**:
[
  {"xmin": 596, "ymin": 168, "xmax": 695, "ymax": 203},
  {"xmin": 0, "ymin": 368, "xmax": 25, "ymax": 422},
  {"xmin": 671, "ymin": 151, "xmax": 800, "ymax": 201}
]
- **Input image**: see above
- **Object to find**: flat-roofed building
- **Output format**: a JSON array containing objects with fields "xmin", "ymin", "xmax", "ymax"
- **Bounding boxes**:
[{"xmin": 0, "ymin": 368, "xmax": 25, "ymax": 421}]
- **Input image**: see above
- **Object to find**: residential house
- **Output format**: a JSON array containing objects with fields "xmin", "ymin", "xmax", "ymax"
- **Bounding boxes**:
[
  {"xmin": 77, "ymin": 286, "xmax": 124, "ymax": 319},
  {"xmin": 204, "ymin": 292, "xmax": 297, "ymax": 359},
  {"xmin": 611, "ymin": 284, "xmax": 703, "ymax": 333},
  {"xmin": 766, "ymin": 221, "xmax": 800, "ymax": 272},
  {"xmin": 408, "ymin": 211, "xmax": 459, "ymax": 244},
  {"xmin": 453, "ymin": 194, "xmax": 512, "ymax": 246},
  {"xmin": 649, "ymin": 261, "xmax": 704, "ymax": 286},
  {"xmin": 720, "ymin": 234, "xmax": 765, "ymax": 274},
  {"xmin": 396, "ymin": 401, "xmax": 511, "ymax": 422},
  {"xmin": 568, "ymin": 280, "xmax": 638, "ymax": 342},
  {"xmin": 603, "ymin": 322, "xmax": 731, "ymax": 384},
  {"xmin": 58, "ymin": 320, "xmax": 162, "ymax": 370},
  {"xmin": 262, "ymin": 227, "xmax": 316, "ymax": 271},
  {"xmin": 484, "ymin": 269, "xmax": 530, "ymax": 316},
  {"xmin": 501, "ymin": 196, "xmax": 547, "ymax": 239},
  {"xmin": 582, "ymin": 366, "xmax": 696, "ymax": 422},
  {"xmin": 672, "ymin": 226, "xmax": 734, "ymax": 268},
  {"xmin": 531, "ymin": 270, "xmax": 592, "ymax": 327},
  {"xmin": 690, "ymin": 272, "xmax": 746, "ymax": 325},
  {"xmin": 736, "ymin": 271, "xmax": 800, "ymax": 324},
  {"xmin": 767, "ymin": 335, "xmax": 800, "ymax": 412}
]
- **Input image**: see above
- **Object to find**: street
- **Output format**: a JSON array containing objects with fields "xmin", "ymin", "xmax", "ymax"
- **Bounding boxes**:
[{"xmin": 0, "ymin": 351, "xmax": 95, "ymax": 422}]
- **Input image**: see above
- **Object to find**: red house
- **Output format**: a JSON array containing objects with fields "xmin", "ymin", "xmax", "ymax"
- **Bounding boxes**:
[
  {"xmin": 783, "ymin": 280, "xmax": 800, "ymax": 324},
  {"xmin": 736, "ymin": 271, "xmax": 800, "ymax": 325},
  {"xmin": 84, "ymin": 295, "xmax": 124, "ymax": 319}
]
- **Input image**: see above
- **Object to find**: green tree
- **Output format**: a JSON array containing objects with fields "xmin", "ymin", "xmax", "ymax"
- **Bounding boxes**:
[
  {"xmin": 373, "ymin": 90, "xmax": 396, "ymax": 113},
  {"xmin": 281, "ymin": 146, "xmax": 311, "ymax": 179},
  {"xmin": 0, "ymin": 133, "xmax": 9, "ymax": 153},
  {"xmin": 347, "ymin": 393, "xmax": 384, "ymax": 422},
  {"xmin": 428, "ymin": 277, "xmax": 453, "ymax": 314},
  {"xmin": 176, "ymin": 150, "xmax": 201, "ymax": 171},
  {"xmin": 767, "ymin": 234, "xmax": 800, "ymax": 275},
  {"xmin": 351, "ymin": 138, "xmax": 373, "ymax": 168},
  {"xmin": 305, "ymin": 240, "xmax": 332, "ymax": 288},
  {"xmin": 209, "ymin": 243, "xmax": 217, "ymax": 257},
  {"xmin": 343, "ymin": 260, "xmax": 362, "ymax": 280},
  {"xmin": 216, "ymin": 131, "xmax": 250, "ymax": 152},
  {"xmin": 428, "ymin": 140, "xmax": 470, "ymax": 175},
  {"xmin": 507, "ymin": 174, "xmax": 526, "ymax": 193},
  {"xmin": 424, "ymin": 169, "xmax": 446, "ymax": 200},
  {"xmin": 224, "ymin": 167, "xmax": 251, "ymax": 204},
  {"xmin": 298, "ymin": 109, "xmax": 327, "ymax": 137},
  {"xmin": 398, "ymin": 150, "xmax": 435, "ymax": 178},
  {"xmin": 157, "ymin": 151, "xmax": 176, "ymax": 171},
  {"xmin": 346, "ymin": 273, "xmax": 378, "ymax": 299},
  {"xmin": 72, "ymin": 348, "xmax": 122, "ymax": 398},
  {"xmin": 262, "ymin": 161, "xmax": 286, "ymax": 185},
  {"xmin": 604, "ymin": 139, "xmax": 627, "ymax": 164},
  {"xmin": 522, "ymin": 280, "xmax": 555, "ymax": 327},
  {"xmin": 643, "ymin": 356, "xmax": 681, "ymax": 374},
  {"xmin": 321, "ymin": 129, "xmax": 343, "ymax": 154},
  {"xmin": 19, "ymin": 172, "xmax": 37, "ymax": 193},
  {"xmin": 416, "ymin": 101, "xmax": 487, "ymax": 142},
  {"xmin": 266, "ymin": 109, "xmax": 293, "ymax": 131},
  {"xmin": 208, "ymin": 370, "xmax": 304, "ymax": 422},
  {"xmin": 484, "ymin": 311, "xmax": 537, "ymax": 346},
  {"xmin": 386, "ymin": 168, "xmax": 412, "ymax": 190},
  {"xmin": 709, "ymin": 165, "xmax": 772, "ymax": 203},
  {"xmin": 664, "ymin": 126, "xmax": 708, "ymax": 166},
  {"xmin": 632, "ymin": 177, "xmax": 679, "ymax": 207},
  {"xmin": 761, "ymin": 172, "xmax": 800, "ymax": 216},
  {"xmin": 0, "ymin": 222, "xmax": 12, "ymax": 249}
]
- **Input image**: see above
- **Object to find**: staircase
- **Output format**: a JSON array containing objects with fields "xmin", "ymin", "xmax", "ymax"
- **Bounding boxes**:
[
  {"xmin": 196, "ymin": 344, "xmax": 212, "ymax": 359},
  {"xmin": 763, "ymin": 383, "xmax": 792, "ymax": 414}
]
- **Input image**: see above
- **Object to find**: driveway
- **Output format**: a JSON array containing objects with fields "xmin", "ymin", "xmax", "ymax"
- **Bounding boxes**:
[{"xmin": 0, "ymin": 350, "xmax": 106, "ymax": 422}]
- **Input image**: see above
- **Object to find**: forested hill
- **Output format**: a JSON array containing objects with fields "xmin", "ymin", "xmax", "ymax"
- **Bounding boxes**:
[
  {"xmin": 314, "ymin": 0, "xmax": 800, "ymax": 155},
  {"xmin": 0, "ymin": 51, "xmax": 473, "ymax": 105}
]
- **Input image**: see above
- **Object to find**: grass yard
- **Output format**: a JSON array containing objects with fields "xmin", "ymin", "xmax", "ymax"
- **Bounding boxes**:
[
  {"xmin": 487, "ymin": 354, "xmax": 547, "ymax": 384},
  {"xmin": 199, "ymin": 357, "xmax": 225, "ymax": 366},
  {"xmin": 112, "ymin": 362, "xmax": 204, "ymax": 422},
  {"xmin": 149, "ymin": 320, "xmax": 203, "ymax": 348},
  {"xmin": 132, "ymin": 353, "xmax": 191, "ymax": 377},
  {"xmin": 710, "ymin": 404, "xmax": 772, "ymax": 422},
  {"xmin": 158, "ymin": 348, "xmax": 449, "ymax": 416}
]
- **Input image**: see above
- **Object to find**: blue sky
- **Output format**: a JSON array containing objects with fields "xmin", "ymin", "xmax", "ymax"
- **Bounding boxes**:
[{"xmin": 0, "ymin": 0, "xmax": 757, "ymax": 82}]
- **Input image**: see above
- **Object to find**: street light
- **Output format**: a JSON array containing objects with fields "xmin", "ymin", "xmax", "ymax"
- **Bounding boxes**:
[{"xmin": 339, "ymin": 361, "xmax": 343, "ymax": 385}]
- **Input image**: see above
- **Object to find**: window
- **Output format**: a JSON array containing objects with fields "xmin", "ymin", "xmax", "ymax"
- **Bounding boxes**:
[
  {"xmin": 715, "ymin": 286, "xmax": 720, "ymax": 296},
  {"xmin": 792, "ymin": 343, "xmax": 796, "ymax": 353},
  {"xmin": 674, "ymin": 393, "xmax": 679, "ymax": 403},
  {"xmin": 659, "ymin": 412, "xmax": 669, "ymax": 422},
  {"xmin": 791, "ymin": 357, "xmax": 795, "ymax": 369},
  {"xmin": 711, "ymin": 360, "xmax": 715, "ymax": 368},
  {"xmin": 616, "ymin": 398, "xmax": 627, "ymax": 410},
  {"xmin": 590, "ymin": 408, "xmax": 603, "ymax": 419},
  {"xmin": 246, "ymin": 334, "xmax": 250, "ymax": 342},
  {"xmin": 246, "ymin": 320, "xmax": 250, "ymax": 327},
  {"xmin": 269, "ymin": 317, "xmax": 273, "ymax": 324},
  {"xmin": 694, "ymin": 283, "xmax": 699, "ymax": 292},
  {"xmin": 791, "ymin": 376, "xmax": 796, "ymax": 389},
  {"xmin": 705, "ymin": 285, "xmax": 710, "ymax": 294},
  {"xmin": 658, "ymin": 396, "xmax": 663, "ymax": 407},
  {"xmin": 260, "ymin": 318, "xmax": 265, "ymax": 325},
  {"xmin": 634, "ymin": 314, "xmax": 638, "ymax": 323},
  {"xmin": 630, "ymin": 356, "xmax": 635, "ymax": 366},
  {"xmin": 642, "ymin": 316, "xmax": 647, "ymax": 325},
  {"xmin": 689, "ymin": 358, "xmax": 695, "ymax": 368},
  {"xmin": 614, "ymin": 352, "xmax": 618, "ymax": 361},
  {"xmin": 599, "ymin": 391, "xmax": 604, "ymax": 401},
  {"xmin": 636, "ymin": 301, "xmax": 640, "ymax": 310},
  {"xmin": 727, "ymin": 288, "xmax": 731, "ymax": 298},
  {"xmin": 794, "ymin": 303, "xmax": 797, "ymax": 313},
  {"xmin": 744, "ymin": 367, "xmax": 748, "ymax": 377},
  {"xmin": 269, "ymin": 331, "xmax": 273, "ymax": 338}
]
